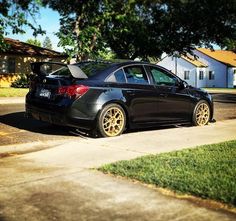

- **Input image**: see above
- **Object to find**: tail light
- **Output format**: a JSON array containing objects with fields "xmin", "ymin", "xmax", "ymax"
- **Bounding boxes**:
[{"xmin": 58, "ymin": 85, "xmax": 89, "ymax": 98}]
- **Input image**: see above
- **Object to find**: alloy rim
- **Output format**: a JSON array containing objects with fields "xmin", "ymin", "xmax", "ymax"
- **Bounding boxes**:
[
  {"xmin": 102, "ymin": 107, "xmax": 125, "ymax": 137},
  {"xmin": 196, "ymin": 103, "xmax": 210, "ymax": 126}
]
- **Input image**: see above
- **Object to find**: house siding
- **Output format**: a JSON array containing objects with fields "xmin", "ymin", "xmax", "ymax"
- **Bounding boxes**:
[
  {"xmin": 196, "ymin": 68, "xmax": 207, "ymax": 88},
  {"xmin": 194, "ymin": 50, "xmax": 228, "ymax": 88},
  {"xmin": 228, "ymin": 67, "xmax": 236, "ymax": 88}
]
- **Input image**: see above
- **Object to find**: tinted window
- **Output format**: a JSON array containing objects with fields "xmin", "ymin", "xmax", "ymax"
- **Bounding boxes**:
[
  {"xmin": 78, "ymin": 62, "xmax": 112, "ymax": 77},
  {"xmin": 50, "ymin": 62, "xmax": 112, "ymax": 78},
  {"xmin": 149, "ymin": 66, "xmax": 177, "ymax": 86},
  {"xmin": 106, "ymin": 69, "xmax": 126, "ymax": 83},
  {"xmin": 50, "ymin": 67, "xmax": 71, "ymax": 77},
  {"xmin": 123, "ymin": 65, "xmax": 149, "ymax": 85}
]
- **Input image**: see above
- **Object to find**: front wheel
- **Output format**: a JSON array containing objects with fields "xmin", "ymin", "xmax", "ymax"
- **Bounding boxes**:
[
  {"xmin": 192, "ymin": 100, "xmax": 210, "ymax": 126},
  {"xmin": 97, "ymin": 104, "xmax": 126, "ymax": 137}
]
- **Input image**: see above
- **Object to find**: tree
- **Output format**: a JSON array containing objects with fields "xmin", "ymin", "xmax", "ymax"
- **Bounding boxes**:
[
  {"xmin": 43, "ymin": 36, "xmax": 53, "ymax": 49},
  {"xmin": 43, "ymin": 0, "xmax": 105, "ymax": 61},
  {"xmin": 0, "ymin": 0, "xmax": 45, "ymax": 51},
  {"xmin": 103, "ymin": 0, "xmax": 236, "ymax": 59},
  {"xmin": 222, "ymin": 39, "xmax": 236, "ymax": 52},
  {"xmin": 43, "ymin": 0, "xmax": 236, "ymax": 60},
  {"xmin": 26, "ymin": 38, "xmax": 42, "ymax": 47}
]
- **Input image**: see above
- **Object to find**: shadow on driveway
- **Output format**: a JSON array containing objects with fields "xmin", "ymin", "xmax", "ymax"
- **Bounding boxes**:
[
  {"xmin": 0, "ymin": 111, "xmax": 74, "ymax": 136},
  {"xmin": 0, "ymin": 111, "xmax": 186, "ymax": 139}
]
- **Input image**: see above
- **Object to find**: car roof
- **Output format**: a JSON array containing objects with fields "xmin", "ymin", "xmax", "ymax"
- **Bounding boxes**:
[
  {"xmin": 75, "ymin": 59, "xmax": 149, "ymax": 67},
  {"xmin": 74, "ymin": 60, "xmax": 151, "ymax": 80}
]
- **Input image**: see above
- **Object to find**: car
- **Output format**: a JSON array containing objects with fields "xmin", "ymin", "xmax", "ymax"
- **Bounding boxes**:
[{"xmin": 25, "ymin": 60, "xmax": 214, "ymax": 137}]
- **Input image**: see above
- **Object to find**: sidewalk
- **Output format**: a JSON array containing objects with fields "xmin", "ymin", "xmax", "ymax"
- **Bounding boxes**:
[
  {"xmin": 1, "ymin": 94, "xmax": 236, "ymax": 220},
  {"xmin": 23, "ymin": 119, "xmax": 236, "ymax": 168},
  {"xmin": 1, "ymin": 120, "xmax": 236, "ymax": 220},
  {"xmin": 0, "ymin": 97, "xmax": 25, "ymax": 104}
]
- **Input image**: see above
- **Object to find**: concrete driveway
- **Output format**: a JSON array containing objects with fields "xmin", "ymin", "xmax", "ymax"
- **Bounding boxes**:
[{"xmin": 1, "ymin": 119, "xmax": 236, "ymax": 221}]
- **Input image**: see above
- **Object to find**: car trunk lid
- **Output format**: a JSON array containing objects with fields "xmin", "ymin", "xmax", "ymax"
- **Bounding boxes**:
[{"xmin": 29, "ymin": 62, "xmax": 89, "ymax": 101}]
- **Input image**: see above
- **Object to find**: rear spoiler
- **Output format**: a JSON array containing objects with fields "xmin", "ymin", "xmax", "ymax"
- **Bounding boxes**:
[{"xmin": 30, "ymin": 62, "xmax": 88, "ymax": 79}]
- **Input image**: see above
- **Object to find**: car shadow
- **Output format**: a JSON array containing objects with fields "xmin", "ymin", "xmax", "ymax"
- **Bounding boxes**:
[
  {"xmin": 0, "ymin": 111, "xmax": 194, "ymax": 138},
  {"xmin": 0, "ymin": 111, "xmax": 75, "ymax": 136}
]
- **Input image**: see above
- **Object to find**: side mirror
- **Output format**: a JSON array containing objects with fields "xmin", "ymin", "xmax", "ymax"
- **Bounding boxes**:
[{"xmin": 178, "ymin": 80, "xmax": 188, "ymax": 89}]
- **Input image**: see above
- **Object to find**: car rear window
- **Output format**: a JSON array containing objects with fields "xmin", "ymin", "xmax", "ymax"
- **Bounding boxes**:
[
  {"xmin": 106, "ymin": 69, "xmax": 126, "ymax": 83},
  {"xmin": 50, "ymin": 66, "xmax": 71, "ymax": 77},
  {"xmin": 77, "ymin": 62, "xmax": 112, "ymax": 77},
  {"xmin": 49, "ymin": 62, "xmax": 113, "ymax": 78}
]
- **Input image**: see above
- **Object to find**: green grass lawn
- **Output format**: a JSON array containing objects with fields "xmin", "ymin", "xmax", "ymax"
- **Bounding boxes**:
[
  {"xmin": 99, "ymin": 140, "xmax": 236, "ymax": 206},
  {"xmin": 0, "ymin": 87, "xmax": 29, "ymax": 97}
]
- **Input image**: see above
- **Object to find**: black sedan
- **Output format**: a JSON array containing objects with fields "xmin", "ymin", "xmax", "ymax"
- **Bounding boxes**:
[{"xmin": 26, "ymin": 60, "xmax": 214, "ymax": 137}]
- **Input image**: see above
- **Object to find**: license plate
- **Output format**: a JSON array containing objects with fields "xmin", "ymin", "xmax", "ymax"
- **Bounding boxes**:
[{"xmin": 39, "ymin": 89, "xmax": 51, "ymax": 98}]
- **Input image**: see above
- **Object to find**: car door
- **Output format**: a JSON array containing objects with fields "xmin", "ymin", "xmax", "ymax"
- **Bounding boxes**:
[
  {"xmin": 146, "ymin": 65, "xmax": 192, "ymax": 123},
  {"xmin": 110, "ymin": 65, "xmax": 158, "ymax": 124}
]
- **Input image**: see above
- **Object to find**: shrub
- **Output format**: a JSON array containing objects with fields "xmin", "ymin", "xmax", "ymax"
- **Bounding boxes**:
[{"xmin": 11, "ymin": 74, "xmax": 29, "ymax": 88}]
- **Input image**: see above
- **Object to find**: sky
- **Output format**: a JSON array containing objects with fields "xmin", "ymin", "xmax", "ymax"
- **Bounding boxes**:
[{"xmin": 7, "ymin": 7, "xmax": 63, "ymax": 52}]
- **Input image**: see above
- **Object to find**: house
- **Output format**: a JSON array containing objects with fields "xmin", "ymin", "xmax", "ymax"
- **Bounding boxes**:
[
  {"xmin": 0, "ymin": 38, "xmax": 67, "ymax": 87},
  {"xmin": 157, "ymin": 54, "xmax": 208, "ymax": 88},
  {"xmin": 194, "ymin": 49, "xmax": 236, "ymax": 88},
  {"xmin": 157, "ymin": 49, "xmax": 236, "ymax": 88}
]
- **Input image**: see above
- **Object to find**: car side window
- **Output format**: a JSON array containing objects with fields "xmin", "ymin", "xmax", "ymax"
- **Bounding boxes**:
[
  {"xmin": 106, "ymin": 69, "xmax": 126, "ymax": 83},
  {"xmin": 149, "ymin": 66, "xmax": 177, "ymax": 86},
  {"xmin": 123, "ymin": 65, "xmax": 149, "ymax": 85}
]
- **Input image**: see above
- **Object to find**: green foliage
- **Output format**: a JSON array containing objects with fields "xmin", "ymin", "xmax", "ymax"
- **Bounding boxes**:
[
  {"xmin": 44, "ymin": 0, "xmax": 105, "ymax": 61},
  {"xmin": 0, "ymin": 0, "xmax": 45, "ymax": 51},
  {"xmin": 43, "ymin": 0, "xmax": 236, "ymax": 61},
  {"xmin": 222, "ymin": 39, "xmax": 236, "ymax": 51},
  {"xmin": 26, "ymin": 38, "xmax": 42, "ymax": 47},
  {"xmin": 11, "ymin": 74, "xmax": 29, "ymax": 88},
  {"xmin": 96, "ymin": 48, "xmax": 116, "ymax": 60},
  {"xmin": 43, "ymin": 36, "xmax": 53, "ymax": 49},
  {"xmin": 100, "ymin": 140, "xmax": 236, "ymax": 206}
]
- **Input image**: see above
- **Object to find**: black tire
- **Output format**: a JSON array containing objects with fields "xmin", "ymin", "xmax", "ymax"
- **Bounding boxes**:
[
  {"xmin": 97, "ymin": 103, "xmax": 126, "ymax": 137},
  {"xmin": 192, "ymin": 100, "xmax": 210, "ymax": 126}
]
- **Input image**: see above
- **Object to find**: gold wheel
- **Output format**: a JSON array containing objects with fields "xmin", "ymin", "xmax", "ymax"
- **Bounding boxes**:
[
  {"xmin": 101, "ymin": 106, "xmax": 125, "ymax": 137},
  {"xmin": 195, "ymin": 102, "xmax": 210, "ymax": 126}
]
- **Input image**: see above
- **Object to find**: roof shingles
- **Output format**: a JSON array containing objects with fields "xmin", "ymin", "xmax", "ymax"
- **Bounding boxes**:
[
  {"xmin": 197, "ymin": 48, "xmax": 236, "ymax": 67},
  {"xmin": 181, "ymin": 55, "xmax": 208, "ymax": 67},
  {"xmin": 2, "ymin": 38, "xmax": 66, "ymax": 58}
]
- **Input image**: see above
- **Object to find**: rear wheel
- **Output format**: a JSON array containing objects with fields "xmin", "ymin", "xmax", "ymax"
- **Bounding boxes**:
[
  {"xmin": 192, "ymin": 100, "xmax": 210, "ymax": 126},
  {"xmin": 97, "ymin": 104, "xmax": 126, "ymax": 137}
]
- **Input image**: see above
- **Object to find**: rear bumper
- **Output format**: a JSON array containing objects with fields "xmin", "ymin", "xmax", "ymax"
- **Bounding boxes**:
[{"xmin": 25, "ymin": 102, "xmax": 96, "ymax": 130}]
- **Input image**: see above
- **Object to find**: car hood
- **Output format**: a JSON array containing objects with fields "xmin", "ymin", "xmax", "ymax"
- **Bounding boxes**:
[{"xmin": 188, "ymin": 86, "xmax": 212, "ymax": 100}]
